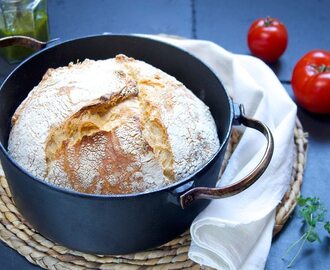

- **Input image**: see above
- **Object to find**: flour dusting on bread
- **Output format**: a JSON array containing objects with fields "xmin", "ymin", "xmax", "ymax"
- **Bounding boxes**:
[{"xmin": 8, "ymin": 54, "xmax": 220, "ymax": 194}]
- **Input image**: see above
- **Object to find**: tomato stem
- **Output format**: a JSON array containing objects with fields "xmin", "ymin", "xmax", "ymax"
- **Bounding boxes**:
[
  {"xmin": 264, "ymin": 16, "xmax": 274, "ymax": 27},
  {"xmin": 311, "ymin": 64, "xmax": 330, "ymax": 73},
  {"xmin": 319, "ymin": 64, "xmax": 330, "ymax": 72}
]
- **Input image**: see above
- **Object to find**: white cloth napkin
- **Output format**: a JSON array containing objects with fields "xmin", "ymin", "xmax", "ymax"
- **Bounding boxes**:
[{"xmin": 145, "ymin": 35, "xmax": 297, "ymax": 270}]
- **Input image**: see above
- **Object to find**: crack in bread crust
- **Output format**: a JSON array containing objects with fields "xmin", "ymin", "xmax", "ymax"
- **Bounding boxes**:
[
  {"xmin": 138, "ymin": 81, "xmax": 175, "ymax": 182},
  {"xmin": 45, "ymin": 87, "xmax": 138, "ymax": 167}
]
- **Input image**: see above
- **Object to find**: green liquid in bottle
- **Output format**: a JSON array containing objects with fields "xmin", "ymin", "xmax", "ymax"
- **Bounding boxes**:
[{"xmin": 0, "ymin": 9, "xmax": 49, "ymax": 64}]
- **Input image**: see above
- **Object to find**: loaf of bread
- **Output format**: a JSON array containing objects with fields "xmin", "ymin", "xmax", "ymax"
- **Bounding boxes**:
[{"xmin": 8, "ymin": 54, "xmax": 219, "ymax": 194}]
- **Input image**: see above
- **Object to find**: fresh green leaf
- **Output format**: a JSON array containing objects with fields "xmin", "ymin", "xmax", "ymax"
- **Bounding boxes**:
[
  {"xmin": 306, "ymin": 230, "xmax": 320, "ymax": 243},
  {"xmin": 324, "ymin": 222, "xmax": 330, "ymax": 234},
  {"xmin": 283, "ymin": 196, "xmax": 330, "ymax": 268},
  {"xmin": 297, "ymin": 197, "xmax": 308, "ymax": 206}
]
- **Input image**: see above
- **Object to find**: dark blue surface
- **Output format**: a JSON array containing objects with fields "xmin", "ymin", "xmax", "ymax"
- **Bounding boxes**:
[
  {"xmin": 0, "ymin": 0, "xmax": 329, "ymax": 269},
  {"xmin": 195, "ymin": 0, "xmax": 330, "ymax": 81}
]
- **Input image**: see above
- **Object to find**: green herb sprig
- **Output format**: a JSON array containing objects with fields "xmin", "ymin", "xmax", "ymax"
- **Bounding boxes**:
[{"xmin": 282, "ymin": 196, "xmax": 330, "ymax": 268}]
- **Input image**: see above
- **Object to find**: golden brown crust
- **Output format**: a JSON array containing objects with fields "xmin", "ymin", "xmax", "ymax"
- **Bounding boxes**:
[{"xmin": 59, "ymin": 130, "xmax": 146, "ymax": 194}]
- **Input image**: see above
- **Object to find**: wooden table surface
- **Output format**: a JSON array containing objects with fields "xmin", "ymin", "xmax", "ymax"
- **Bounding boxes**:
[{"xmin": 0, "ymin": 0, "xmax": 329, "ymax": 269}]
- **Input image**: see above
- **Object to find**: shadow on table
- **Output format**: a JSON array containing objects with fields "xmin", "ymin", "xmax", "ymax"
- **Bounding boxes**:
[
  {"xmin": 297, "ymin": 109, "xmax": 330, "ymax": 142},
  {"xmin": 269, "ymin": 61, "xmax": 283, "ymax": 79}
]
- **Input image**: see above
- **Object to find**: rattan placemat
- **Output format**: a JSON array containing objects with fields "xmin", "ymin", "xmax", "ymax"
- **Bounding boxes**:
[{"xmin": 0, "ymin": 118, "xmax": 307, "ymax": 270}]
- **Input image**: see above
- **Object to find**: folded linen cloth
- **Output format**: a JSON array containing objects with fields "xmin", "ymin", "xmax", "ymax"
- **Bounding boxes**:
[{"xmin": 145, "ymin": 35, "xmax": 297, "ymax": 270}]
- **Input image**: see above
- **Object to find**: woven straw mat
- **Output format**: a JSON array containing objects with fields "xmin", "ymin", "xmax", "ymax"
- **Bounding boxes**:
[{"xmin": 0, "ymin": 118, "xmax": 308, "ymax": 270}]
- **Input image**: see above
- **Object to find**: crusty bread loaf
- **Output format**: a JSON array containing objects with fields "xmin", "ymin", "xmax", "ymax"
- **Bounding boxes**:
[{"xmin": 8, "ymin": 54, "xmax": 219, "ymax": 194}]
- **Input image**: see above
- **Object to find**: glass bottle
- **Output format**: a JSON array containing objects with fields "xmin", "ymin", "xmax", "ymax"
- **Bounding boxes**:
[{"xmin": 0, "ymin": 0, "xmax": 49, "ymax": 63}]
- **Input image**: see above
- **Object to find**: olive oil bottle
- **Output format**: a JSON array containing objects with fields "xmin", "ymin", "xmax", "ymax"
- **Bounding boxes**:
[{"xmin": 0, "ymin": 0, "xmax": 49, "ymax": 63}]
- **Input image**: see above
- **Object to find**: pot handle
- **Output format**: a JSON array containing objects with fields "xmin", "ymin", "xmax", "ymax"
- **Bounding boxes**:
[
  {"xmin": 180, "ymin": 104, "xmax": 274, "ymax": 209},
  {"xmin": 0, "ymin": 35, "xmax": 57, "ymax": 50}
]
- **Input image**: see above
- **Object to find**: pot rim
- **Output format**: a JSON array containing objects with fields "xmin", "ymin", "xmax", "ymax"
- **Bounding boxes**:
[{"xmin": 0, "ymin": 34, "xmax": 234, "ymax": 199}]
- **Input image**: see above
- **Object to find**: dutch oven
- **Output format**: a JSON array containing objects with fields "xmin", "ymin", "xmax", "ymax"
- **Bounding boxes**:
[{"xmin": 0, "ymin": 35, "xmax": 274, "ymax": 255}]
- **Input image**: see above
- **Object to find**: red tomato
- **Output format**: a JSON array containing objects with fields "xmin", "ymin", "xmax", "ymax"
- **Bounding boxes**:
[
  {"xmin": 292, "ymin": 50, "xmax": 330, "ymax": 114},
  {"xmin": 247, "ymin": 17, "xmax": 288, "ymax": 63}
]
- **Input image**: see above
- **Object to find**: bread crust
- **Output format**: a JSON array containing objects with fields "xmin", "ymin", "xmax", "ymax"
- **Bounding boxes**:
[{"xmin": 8, "ymin": 54, "xmax": 219, "ymax": 194}]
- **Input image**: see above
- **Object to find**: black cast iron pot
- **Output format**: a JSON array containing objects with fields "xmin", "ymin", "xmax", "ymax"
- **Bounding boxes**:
[{"xmin": 0, "ymin": 35, "xmax": 274, "ymax": 255}]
